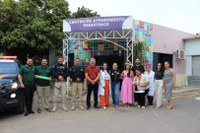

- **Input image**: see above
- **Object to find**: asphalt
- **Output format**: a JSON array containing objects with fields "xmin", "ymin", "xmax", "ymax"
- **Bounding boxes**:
[{"xmin": 0, "ymin": 87, "xmax": 200, "ymax": 133}]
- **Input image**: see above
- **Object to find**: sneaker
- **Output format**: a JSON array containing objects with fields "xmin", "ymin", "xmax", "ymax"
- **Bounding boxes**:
[
  {"xmin": 156, "ymin": 106, "xmax": 161, "ymax": 109},
  {"xmin": 142, "ymin": 106, "xmax": 146, "ymax": 109},
  {"xmin": 86, "ymin": 107, "xmax": 90, "ymax": 110},
  {"xmin": 103, "ymin": 106, "xmax": 107, "ymax": 110},
  {"xmin": 137, "ymin": 105, "xmax": 141, "ymax": 108},
  {"xmin": 71, "ymin": 104, "xmax": 75, "ymax": 110},
  {"xmin": 62, "ymin": 104, "xmax": 68, "ymax": 111},
  {"xmin": 30, "ymin": 110, "xmax": 35, "ymax": 114},
  {"xmin": 24, "ymin": 111, "xmax": 30, "ymax": 116},
  {"xmin": 45, "ymin": 108, "xmax": 52, "ymax": 112},
  {"xmin": 37, "ymin": 108, "xmax": 42, "ymax": 113},
  {"xmin": 94, "ymin": 106, "xmax": 99, "ymax": 109},
  {"xmin": 52, "ymin": 106, "xmax": 57, "ymax": 112},
  {"xmin": 79, "ymin": 105, "xmax": 84, "ymax": 110},
  {"xmin": 134, "ymin": 102, "xmax": 138, "ymax": 106},
  {"xmin": 115, "ymin": 105, "xmax": 119, "ymax": 108}
]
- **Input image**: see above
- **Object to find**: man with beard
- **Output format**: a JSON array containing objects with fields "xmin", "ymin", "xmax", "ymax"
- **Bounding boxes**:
[
  {"xmin": 35, "ymin": 58, "xmax": 52, "ymax": 113},
  {"xmin": 132, "ymin": 58, "xmax": 145, "ymax": 74},
  {"xmin": 18, "ymin": 58, "xmax": 36, "ymax": 116}
]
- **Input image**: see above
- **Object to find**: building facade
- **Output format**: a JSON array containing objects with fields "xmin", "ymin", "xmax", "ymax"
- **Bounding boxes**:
[
  {"xmin": 67, "ymin": 18, "xmax": 194, "ymax": 87},
  {"xmin": 184, "ymin": 37, "xmax": 200, "ymax": 87}
]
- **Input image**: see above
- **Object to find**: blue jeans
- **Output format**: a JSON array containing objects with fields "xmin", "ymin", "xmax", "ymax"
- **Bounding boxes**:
[{"xmin": 111, "ymin": 82, "xmax": 120, "ymax": 106}]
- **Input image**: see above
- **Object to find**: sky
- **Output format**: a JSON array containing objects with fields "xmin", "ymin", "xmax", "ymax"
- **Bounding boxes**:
[{"xmin": 67, "ymin": 0, "xmax": 200, "ymax": 34}]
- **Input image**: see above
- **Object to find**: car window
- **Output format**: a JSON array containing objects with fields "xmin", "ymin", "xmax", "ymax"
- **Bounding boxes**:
[{"xmin": 0, "ymin": 62, "xmax": 19, "ymax": 74}]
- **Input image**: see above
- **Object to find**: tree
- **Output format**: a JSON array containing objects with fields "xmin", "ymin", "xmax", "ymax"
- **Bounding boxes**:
[
  {"xmin": 0, "ymin": 0, "xmax": 17, "ymax": 54},
  {"xmin": 0, "ymin": 0, "xmax": 99, "ymax": 63},
  {"xmin": 0, "ymin": 0, "xmax": 71, "ymax": 61},
  {"xmin": 133, "ymin": 41, "xmax": 149, "ymax": 65},
  {"xmin": 72, "ymin": 6, "xmax": 100, "ymax": 18}
]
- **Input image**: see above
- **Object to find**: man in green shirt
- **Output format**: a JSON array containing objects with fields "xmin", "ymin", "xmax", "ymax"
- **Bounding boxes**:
[
  {"xmin": 35, "ymin": 58, "xmax": 52, "ymax": 113},
  {"xmin": 18, "ymin": 58, "xmax": 36, "ymax": 116}
]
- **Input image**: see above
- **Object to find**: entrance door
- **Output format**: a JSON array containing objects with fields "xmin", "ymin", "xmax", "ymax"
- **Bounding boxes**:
[
  {"xmin": 94, "ymin": 51, "xmax": 125, "ymax": 71},
  {"xmin": 192, "ymin": 56, "xmax": 200, "ymax": 76},
  {"xmin": 153, "ymin": 52, "xmax": 173, "ymax": 71}
]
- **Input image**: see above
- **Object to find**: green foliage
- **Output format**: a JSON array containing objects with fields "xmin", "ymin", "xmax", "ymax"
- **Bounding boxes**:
[
  {"xmin": 72, "ymin": 6, "xmax": 100, "ymax": 18},
  {"xmin": 0, "ymin": 0, "xmax": 99, "ymax": 61},
  {"xmin": 133, "ymin": 41, "xmax": 149, "ymax": 65}
]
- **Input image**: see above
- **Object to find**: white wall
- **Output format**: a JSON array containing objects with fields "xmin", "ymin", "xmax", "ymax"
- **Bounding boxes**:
[
  {"xmin": 185, "ymin": 56, "xmax": 192, "ymax": 76},
  {"xmin": 185, "ymin": 39, "xmax": 200, "ymax": 55},
  {"xmin": 185, "ymin": 39, "xmax": 200, "ymax": 76}
]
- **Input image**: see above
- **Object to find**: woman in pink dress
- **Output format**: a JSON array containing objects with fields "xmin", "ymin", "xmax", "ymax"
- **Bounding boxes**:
[{"xmin": 120, "ymin": 63, "xmax": 134, "ymax": 107}]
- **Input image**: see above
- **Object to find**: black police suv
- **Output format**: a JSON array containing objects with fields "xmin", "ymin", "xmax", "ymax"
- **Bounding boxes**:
[{"xmin": 0, "ymin": 57, "xmax": 24, "ymax": 114}]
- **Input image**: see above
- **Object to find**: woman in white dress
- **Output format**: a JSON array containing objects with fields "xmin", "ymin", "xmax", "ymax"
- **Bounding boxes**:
[
  {"xmin": 98, "ymin": 63, "xmax": 111, "ymax": 110},
  {"xmin": 144, "ymin": 64, "xmax": 155, "ymax": 105}
]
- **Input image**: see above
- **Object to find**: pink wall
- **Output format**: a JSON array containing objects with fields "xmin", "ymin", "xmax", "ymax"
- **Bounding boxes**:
[{"xmin": 152, "ymin": 24, "xmax": 194, "ymax": 74}]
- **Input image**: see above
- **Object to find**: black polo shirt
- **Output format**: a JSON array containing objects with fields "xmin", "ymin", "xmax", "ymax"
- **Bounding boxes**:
[{"xmin": 132, "ymin": 64, "xmax": 145, "ymax": 74}]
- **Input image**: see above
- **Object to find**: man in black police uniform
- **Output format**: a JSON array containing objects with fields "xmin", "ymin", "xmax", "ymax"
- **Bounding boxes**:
[
  {"xmin": 132, "ymin": 58, "xmax": 145, "ymax": 106},
  {"xmin": 51, "ymin": 56, "xmax": 69, "ymax": 112},
  {"xmin": 69, "ymin": 58, "xmax": 85, "ymax": 110}
]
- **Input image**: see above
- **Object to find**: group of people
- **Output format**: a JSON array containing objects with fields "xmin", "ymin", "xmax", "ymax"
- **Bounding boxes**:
[
  {"xmin": 18, "ymin": 57, "xmax": 85, "ymax": 116},
  {"xmin": 18, "ymin": 57, "xmax": 176, "ymax": 116},
  {"xmin": 97, "ymin": 58, "xmax": 176, "ymax": 110}
]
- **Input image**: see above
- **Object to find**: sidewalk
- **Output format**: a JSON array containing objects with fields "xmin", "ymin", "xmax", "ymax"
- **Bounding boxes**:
[
  {"xmin": 172, "ymin": 86, "xmax": 200, "ymax": 99},
  {"xmin": 173, "ymin": 86, "xmax": 200, "ymax": 94}
]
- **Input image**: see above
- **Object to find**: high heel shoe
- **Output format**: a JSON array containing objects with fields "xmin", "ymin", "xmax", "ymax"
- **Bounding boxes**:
[{"xmin": 167, "ymin": 100, "xmax": 173, "ymax": 110}]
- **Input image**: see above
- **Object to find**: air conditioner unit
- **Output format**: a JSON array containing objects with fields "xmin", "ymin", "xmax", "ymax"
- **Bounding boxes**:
[{"xmin": 176, "ymin": 50, "xmax": 184, "ymax": 60}]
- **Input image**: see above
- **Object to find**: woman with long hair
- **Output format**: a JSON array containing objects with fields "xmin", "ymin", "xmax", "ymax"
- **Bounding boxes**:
[
  {"xmin": 98, "ymin": 63, "xmax": 111, "ymax": 110},
  {"xmin": 110, "ymin": 63, "xmax": 121, "ymax": 108},
  {"xmin": 154, "ymin": 63, "xmax": 164, "ymax": 109},
  {"xmin": 163, "ymin": 61, "xmax": 176, "ymax": 109},
  {"xmin": 120, "ymin": 63, "xmax": 134, "ymax": 107}
]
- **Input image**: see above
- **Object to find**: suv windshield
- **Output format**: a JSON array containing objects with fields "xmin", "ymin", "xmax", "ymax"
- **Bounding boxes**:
[{"xmin": 0, "ymin": 62, "xmax": 19, "ymax": 74}]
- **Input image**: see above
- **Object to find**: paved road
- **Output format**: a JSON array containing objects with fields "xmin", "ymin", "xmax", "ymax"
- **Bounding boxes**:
[{"xmin": 0, "ymin": 96, "xmax": 200, "ymax": 133}]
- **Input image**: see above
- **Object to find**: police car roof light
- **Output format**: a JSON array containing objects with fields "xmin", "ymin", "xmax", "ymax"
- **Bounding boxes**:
[{"xmin": 0, "ymin": 56, "xmax": 17, "ymax": 59}]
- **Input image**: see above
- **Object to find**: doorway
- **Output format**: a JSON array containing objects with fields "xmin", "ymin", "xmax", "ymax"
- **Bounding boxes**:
[
  {"xmin": 153, "ymin": 52, "xmax": 173, "ymax": 71},
  {"xmin": 94, "ymin": 51, "xmax": 125, "ymax": 71}
]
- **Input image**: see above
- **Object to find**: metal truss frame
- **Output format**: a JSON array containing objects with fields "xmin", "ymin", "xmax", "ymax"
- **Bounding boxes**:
[{"xmin": 63, "ymin": 29, "xmax": 134, "ymax": 66}]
